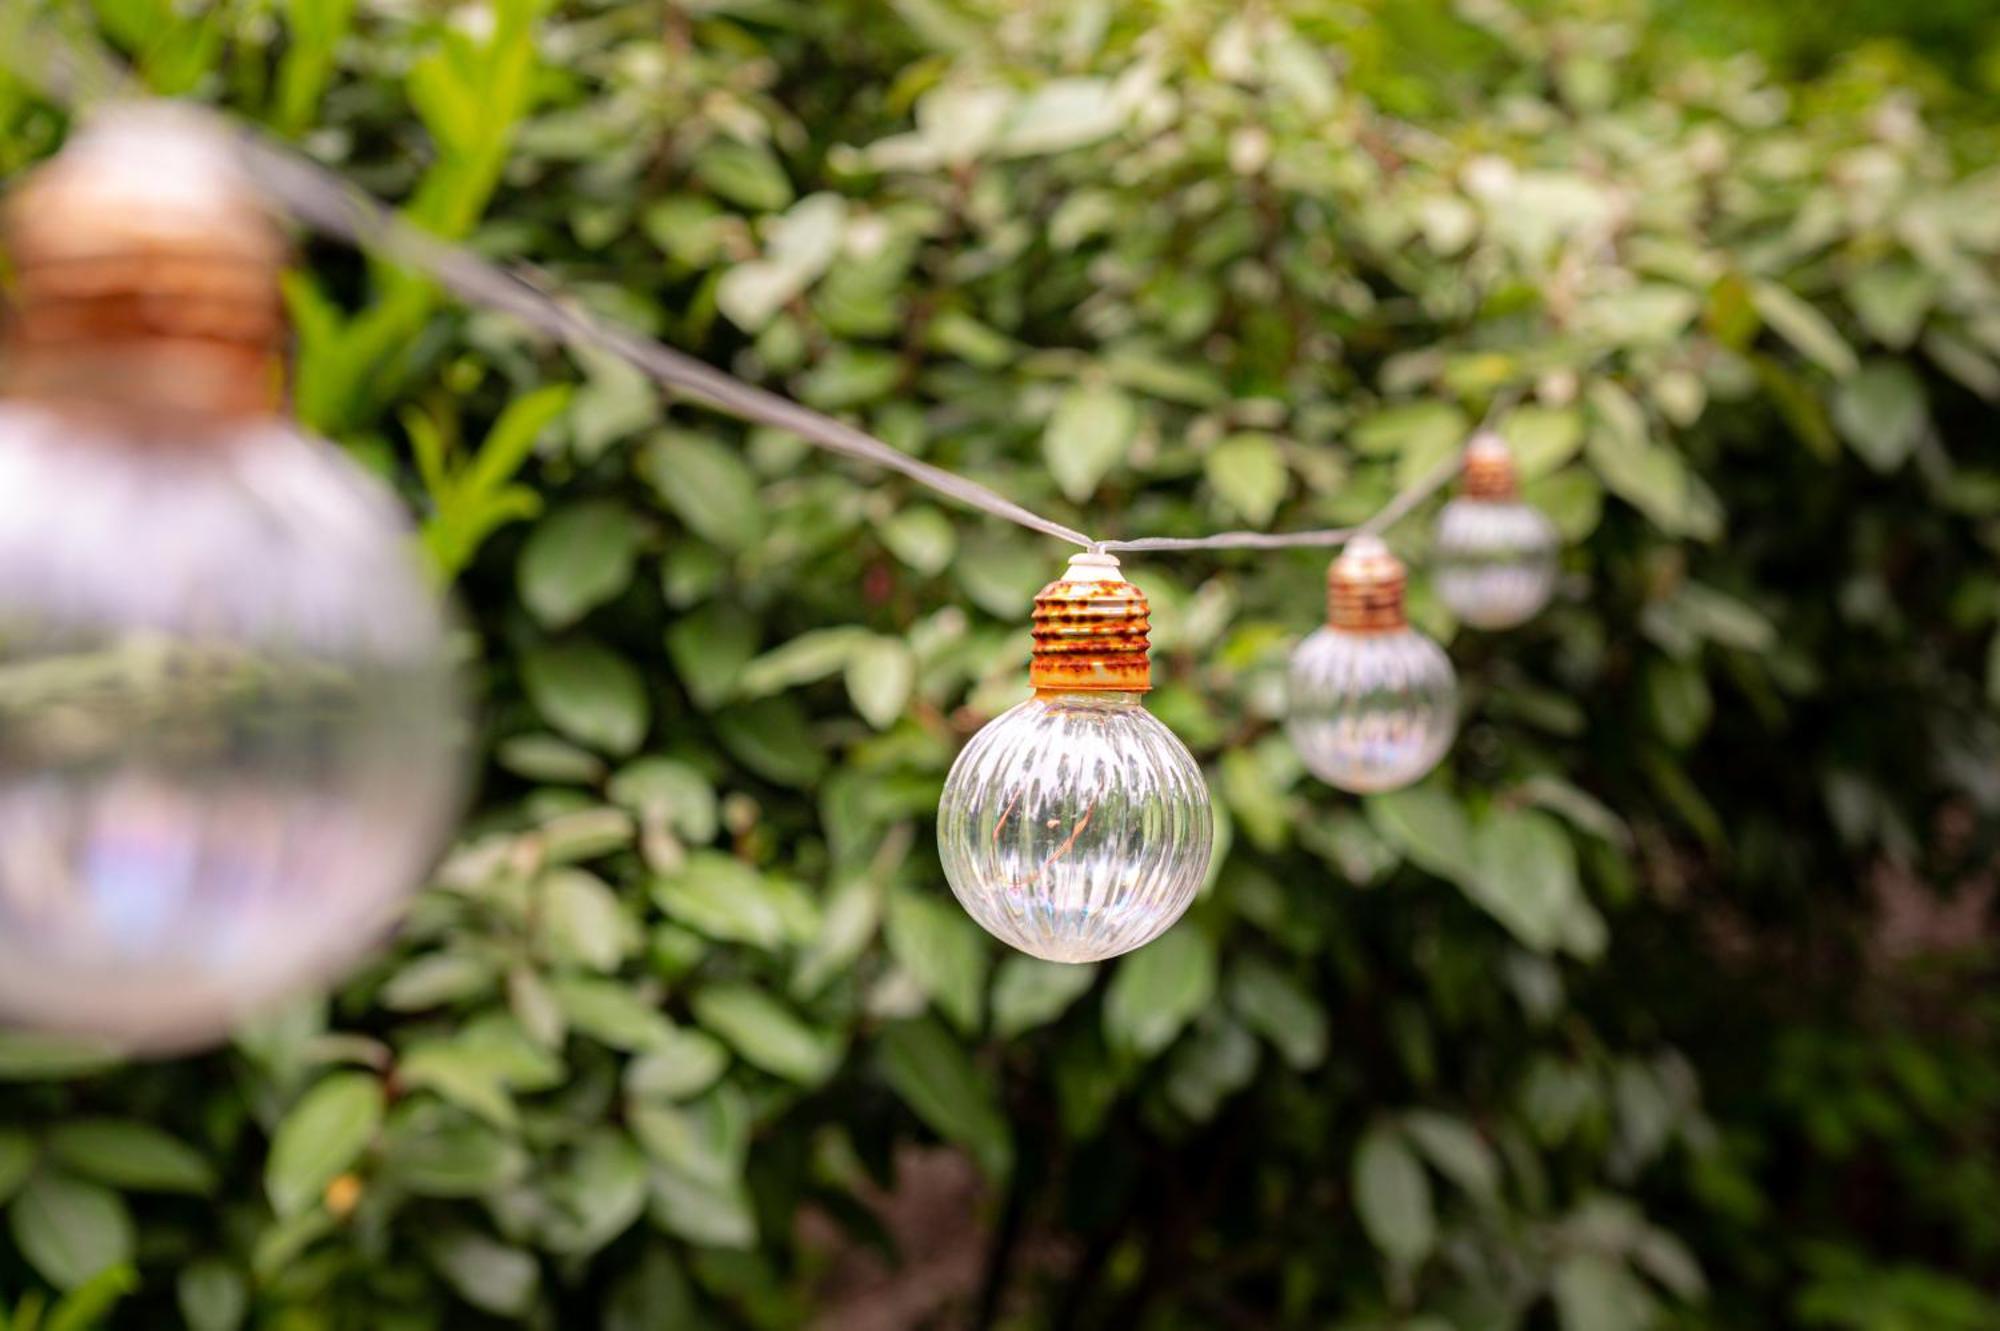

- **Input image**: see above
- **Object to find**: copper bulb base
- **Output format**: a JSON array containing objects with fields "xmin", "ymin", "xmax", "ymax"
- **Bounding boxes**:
[
  {"xmin": 1028, "ymin": 552, "xmax": 1152, "ymax": 693},
  {"xmin": 1327, "ymin": 536, "xmax": 1409, "ymax": 632},
  {"xmin": 0, "ymin": 103, "xmax": 288, "ymax": 420},
  {"xmin": 1460, "ymin": 431, "xmax": 1519, "ymax": 501}
]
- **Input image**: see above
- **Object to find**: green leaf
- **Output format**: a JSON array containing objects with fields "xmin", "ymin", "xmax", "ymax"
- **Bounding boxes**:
[
  {"xmin": 1644, "ymin": 656, "xmax": 1713, "ymax": 749},
  {"xmin": 610, "ymin": 758, "xmax": 719, "ymax": 843},
  {"xmin": 520, "ymin": 639, "xmax": 650, "ymax": 756},
  {"xmin": 1844, "ymin": 262, "xmax": 1937, "ymax": 350},
  {"xmin": 649, "ymin": 1167, "xmax": 758, "ymax": 1249},
  {"xmin": 1402, "ymin": 1111, "xmax": 1500, "ymax": 1202},
  {"xmin": 1163, "ymin": 1016, "xmax": 1260, "ymax": 1122},
  {"xmin": 9, "ymin": 1174, "xmax": 134, "ymax": 1291},
  {"xmin": 996, "ymin": 78, "xmax": 1127, "ymax": 157},
  {"xmin": 628, "ymin": 1087, "xmax": 749, "ymax": 1187},
  {"xmin": 739, "ymin": 628, "xmax": 867, "ymax": 698},
  {"xmin": 47, "ymin": 1121, "xmax": 214, "ymax": 1195},
  {"xmin": 0, "ymin": 1032, "xmax": 121, "ymax": 1082},
  {"xmin": 550, "ymin": 977, "xmax": 675, "ymax": 1052},
  {"xmin": 885, "ymin": 890, "xmax": 989, "ymax": 1033},
  {"xmin": 1585, "ymin": 382, "xmax": 1697, "ymax": 536},
  {"xmin": 381, "ymin": 1106, "xmax": 528, "ymax": 1199},
  {"xmin": 1044, "ymin": 382, "xmax": 1138, "ymax": 502},
  {"xmin": 537, "ymin": 868, "xmax": 639, "ymax": 972},
  {"xmin": 693, "ymin": 139, "xmax": 794, "ymax": 212},
  {"xmin": 1103, "ymin": 926, "xmax": 1216, "ymax": 1060},
  {"xmin": 639, "ymin": 431, "xmax": 764, "ymax": 551},
  {"xmin": 517, "ymin": 500, "xmax": 643, "ymax": 628},
  {"xmin": 654, "ymin": 851, "xmax": 789, "ymax": 949},
  {"xmin": 46, "ymin": 1264, "xmax": 138, "ymax": 1331},
  {"xmin": 876, "ymin": 505, "xmax": 958, "ymax": 575},
  {"xmin": 1367, "ymin": 786, "xmax": 1474, "ymax": 882},
  {"xmin": 625, "ymin": 1029, "xmax": 731, "ymax": 1103},
  {"xmin": 1464, "ymin": 808, "xmax": 1583, "ymax": 953},
  {"xmin": 381, "ymin": 951, "xmax": 494, "ymax": 1013},
  {"xmin": 1205, "ymin": 432, "xmax": 1289, "ymax": 526},
  {"xmin": 1503, "ymin": 406, "xmax": 1587, "ymax": 479},
  {"xmin": 542, "ymin": 1129, "xmax": 648, "ymax": 1257},
  {"xmin": 665, "ymin": 602, "xmax": 758, "ymax": 712},
  {"xmin": 1751, "ymin": 280, "xmax": 1858, "ymax": 377},
  {"xmin": 397, "ymin": 1044, "xmax": 519, "ymax": 1130},
  {"xmin": 991, "ymin": 956, "xmax": 1098, "ymax": 1039},
  {"xmin": 606, "ymin": 1245, "xmax": 698, "ymax": 1331},
  {"xmin": 716, "ymin": 697, "xmax": 829, "ymax": 787},
  {"xmin": 801, "ymin": 346, "xmax": 903, "ymax": 410},
  {"xmin": 177, "ymin": 1259, "xmax": 247, "ymax": 1331},
  {"xmin": 1350, "ymin": 401, "xmax": 1466, "ymax": 458},
  {"xmin": 846, "ymin": 636, "xmax": 916, "ymax": 729},
  {"xmin": 569, "ymin": 352, "xmax": 656, "ymax": 460},
  {"xmin": 0, "ymin": 1131, "xmax": 38, "ymax": 1206},
  {"xmin": 690, "ymin": 984, "xmax": 841, "ymax": 1085},
  {"xmin": 265, "ymin": 1073, "xmax": 384, "ymax": 1218},
  {"xmin": 496, "ymin": 733, "xmax": 606, "ymax": 785},
  {"xmin": 1554, "ymin": 1253, "xmax": 1659, "ymax": 1331},
  {"xmin": 1923, "ymin": 329, "xmax": 2000, "ymax": 401},
  {"xmin": 1832, "ymin": 359, "xmax": 1927, "ymax": 473},
  {"xmin": 1227, "ymin": 958, "xmax": 1329, "ymax": 1070},
  {"xmin": 793, "ymin": 873, "xmax": 886, "ymax": 998},
  {"xmin": 426, "ymin": 1229, "xmax": 541, "ymax": 1318},
  {"xmin": 877, "ymin": 1018, "xmax": 1013, "ymax": 1180},
  {"xmin": 1353, "ymin": 1126, "xmax": 1435, "ymax": 1266},
  {"xmin": 954, "ymin": 534, "xmax": 1049, "ymax": 617}
]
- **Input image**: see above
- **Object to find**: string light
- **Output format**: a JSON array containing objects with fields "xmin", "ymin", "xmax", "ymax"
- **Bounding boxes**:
[
  {"xmin": 1431, "ymin": 432, "xmax": 1560, "ymax": 630},
  {"xmin": 937, "ymin": 554, "xmax": 1211, "ymax": 962},
  {"xmin": 0, "ymin": 68, "xmax": 1577, "ymax": 972},
  {"xmin": 1286, "ymin": 538, "xmax": 1459, "ymax": 794},
  {"xmin": 0, "ymin": 106, "xmax": 464, "ymax": 1049}
]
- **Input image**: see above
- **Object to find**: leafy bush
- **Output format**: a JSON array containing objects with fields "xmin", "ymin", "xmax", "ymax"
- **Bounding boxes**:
[{"xmin": 2, "ymin": 0, "xmax": 1999, "ymax": 1327}]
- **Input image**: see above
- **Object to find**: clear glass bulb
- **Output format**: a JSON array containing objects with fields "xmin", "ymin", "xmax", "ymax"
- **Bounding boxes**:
[
  {"xmin": 939, "ymin": 691, "xmax": 1212, "ymax": 962},
  {"xmin": 0, "ymin": 405, "xmax": 465, "ymax": 1050},
  {"xmin": 1287, "ymin": 536, "xmax": 1459, "ymax": 794},
  {"xmin": 1287, "ymin": 627, "xmax": 1458, "ymax": 794},
  {"xmin": 1432, "ymin": 496, "xmax": 1559, "ymax": 630}
]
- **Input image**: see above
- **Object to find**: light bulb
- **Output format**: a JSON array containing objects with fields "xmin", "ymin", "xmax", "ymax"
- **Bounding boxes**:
[
  {"xmin": 937, "ymin": 553, "xmax": 1212, "ymax": 963},
  {"xmin": 1287, "ymin": 536, "xmax": 1457, "ymax": 793},
  {"xmin": 0, "ymin": 106, "xmax": 465, "ymax": 1050},
  {"xmin": 1431, "ymin": 431, "xmax": 1559, "ymax": 630}
]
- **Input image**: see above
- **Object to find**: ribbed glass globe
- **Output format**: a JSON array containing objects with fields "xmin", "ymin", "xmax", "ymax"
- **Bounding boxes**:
[
  {"xmin": 938, "ymin": 692, "xmax": 1212, "ymax": 963},
  {"xmin": 1432, "ymin": 496, "xmax": 1559, "ymax": 630},
  {"xmin": 0, "ymin": 405, "xmax": 464, "ymax": 1049},
  {"xmin": 1286, "ymin": 626, "xmax": 1458, "ymax": 793}
]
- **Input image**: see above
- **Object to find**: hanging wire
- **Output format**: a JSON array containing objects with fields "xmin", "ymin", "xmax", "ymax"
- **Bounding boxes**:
[{"xmin": 0, "ymin": 13, "xmax": 1490, "ymax": 557}]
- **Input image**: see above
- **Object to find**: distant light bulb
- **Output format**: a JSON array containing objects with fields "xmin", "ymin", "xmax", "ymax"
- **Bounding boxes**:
[
  {"xmin": 1432, "ymin": 432, "xmax": 1559, "ymax": 630},
  {"xmin": 0, "ymin": 106, "xmax": 465, "ymax": 1051},
  {"xmin": 938, "ymin": 553, "xmax": 1212, "ymax": 962},
  {"xmin": 1287, "ymin": 536, "xmax": 1457, "ymax": 793}
]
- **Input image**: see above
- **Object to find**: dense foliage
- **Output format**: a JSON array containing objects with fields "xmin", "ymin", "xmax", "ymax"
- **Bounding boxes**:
[{"xmin": 2, "ymin": 0, "xmax": 1999, "ymax": 1327}]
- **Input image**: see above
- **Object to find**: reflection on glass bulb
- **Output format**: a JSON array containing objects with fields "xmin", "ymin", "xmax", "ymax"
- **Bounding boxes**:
[
  {"xmin": 1433, "ymin": 498, "xmax": 1559, "ymax": 629},
  {"xmin": 1432, "ymin": 433, "xmax": 1559, "ymax": 630},
  {"xmin": 0, "ymin": 106, "xmax": 464, "ymax": 1050},
  {"xmin": 1287, "ymin": 537, "xmax": 1458, "ymax": 794},
  {"xmin": 939, "ymin": 692, "xmax": 1211, "ymax": 962},
  {"xmin": 937, "ymin": 554, "xmax": 1211, "ymax": 963},
  {"xmin": 1287, "ymin": 627, "xmax": 1458, "ymax": 794},
  {"xmin": 0, "ymin": 408, "xmax": 464, "ymax": 1050}
]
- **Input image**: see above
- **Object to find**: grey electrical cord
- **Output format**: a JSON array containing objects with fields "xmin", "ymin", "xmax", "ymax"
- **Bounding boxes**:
[{"xmin": 0, "ymin": 13, "xmax": 1474, "ymax": 557}]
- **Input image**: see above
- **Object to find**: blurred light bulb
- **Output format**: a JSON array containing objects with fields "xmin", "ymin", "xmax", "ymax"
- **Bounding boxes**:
[
  {"xmin": 1287, "ymin": 536, "xmax": 1457, "ymax": 793},
  {"xmin": 1432, "ymin": 431, "xmax": 1559, "ymax": 630},
  {"xmin": 0, "ymin": 106, "xmax": 464, "ymax": 1051},
  {"xmin": 938, "ymin": 553, "xmax": 1212, "ymax": 963}
]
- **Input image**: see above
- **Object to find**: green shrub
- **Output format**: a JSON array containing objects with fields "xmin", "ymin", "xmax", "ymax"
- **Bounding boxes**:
[{"xmin": 2, "ymin": 1, "xmax": 1998, "ymax": 1327}]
